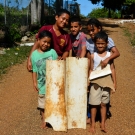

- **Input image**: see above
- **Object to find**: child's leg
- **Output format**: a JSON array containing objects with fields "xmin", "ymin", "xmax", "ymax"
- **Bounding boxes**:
[
  {"xmin": 87, "ymin": 86, "xmax": 91, "ymax": 124},
  {"xmin": 40, "ymin": 109, "xmax": 47, "ymax": 129},
  {"xmin": 100, "ymin": 87, "xmax": 110, "ymax": 133},
  {"xmin": 89, "ymin": 105, "xmax": 97, "ymax": 133},
  {"xmin": 100, "ymin": 103, "xmax": 107, "ymax": 132}
]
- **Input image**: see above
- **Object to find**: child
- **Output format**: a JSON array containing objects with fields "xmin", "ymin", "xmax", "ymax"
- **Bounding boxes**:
[
  {"xmin": 70, "ymin": 16, "xmax": 86, "ymax": 57},
  {"xmin": 27, "ymin": 9, "xmax": 72, "ymax": 71},
  {"xmin": 89, "ymin": 31, "xmax": 116, "ymax": 133},
  {"xmin": 86, "ymin": 18, "xmax": 120, "ymax": 68},
  {"xmin": 31, "ymin": 30, "xmax": 58, "ymax": 129},
  {"xmin": 86, "ymin": 18, "xmax": 120, "ymax": 123}
]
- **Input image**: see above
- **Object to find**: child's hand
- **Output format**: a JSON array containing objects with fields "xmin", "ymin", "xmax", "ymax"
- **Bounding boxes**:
[
  {"xmin": 101, "ymin": 58, "xmax": 109, "ymax": 69},
  {"xmin": 33, "ymin": 83, "xmax": 39, "ymax": 92},
  {"xmin": 114, "ymin": 83, "xmax": 117, "ymax": 91}
]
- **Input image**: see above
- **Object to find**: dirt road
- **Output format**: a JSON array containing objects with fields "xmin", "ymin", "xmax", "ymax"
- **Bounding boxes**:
[{"xmin": 0, "ymin": 19, "xmax": 135, "ymax": 135}]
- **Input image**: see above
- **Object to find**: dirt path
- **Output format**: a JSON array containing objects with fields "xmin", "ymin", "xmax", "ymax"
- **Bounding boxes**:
[{"xmin": 0, "ymin": 19, "xmax": 135, "ymax": 135}]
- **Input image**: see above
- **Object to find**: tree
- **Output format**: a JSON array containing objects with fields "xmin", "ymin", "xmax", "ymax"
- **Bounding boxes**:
[
  {"xmin": 89, "ymin": 0, "xmax": 125, "ymax": 17},
  {"xmin": 30, "ymin": 0, "xmax": 44, "ymax": 25}
]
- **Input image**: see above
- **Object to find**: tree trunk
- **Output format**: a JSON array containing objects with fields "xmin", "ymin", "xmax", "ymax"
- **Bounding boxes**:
[
  {"xmin": 37, "ymin": 0, "xmax": 42, "ymax": 24},
  {"xmin": 31, "ymin": 0, "xmax": 37, "ymax": 24}
]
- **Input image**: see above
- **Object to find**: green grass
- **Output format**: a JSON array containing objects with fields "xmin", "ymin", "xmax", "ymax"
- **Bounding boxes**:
[
  {"xmin": 0, "ymin": 46, "xmax": 31, "ymax": 79},
  {"xmin": 123, "ymin": 28, "xmax": 135, "ymax": 46}
]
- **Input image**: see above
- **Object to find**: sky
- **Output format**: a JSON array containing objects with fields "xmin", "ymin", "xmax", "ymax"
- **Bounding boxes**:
[
  {"xmin": 75, "ymin": 0, "xmax": 102, "ymax": 16},
  {"xmin": 0, "ymin": 0, "xmax": 102, "ymax": 16}
]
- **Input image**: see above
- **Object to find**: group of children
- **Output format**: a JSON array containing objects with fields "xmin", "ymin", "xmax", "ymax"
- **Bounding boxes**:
[{"xmin": 27, "ymin": 9, "xmax": 120, "ymax": 132}]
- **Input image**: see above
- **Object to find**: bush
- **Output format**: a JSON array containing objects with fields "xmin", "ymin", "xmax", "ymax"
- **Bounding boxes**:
[{"xmin": 87, "ymin": 8, "xmax": 121, "ymax": 19}]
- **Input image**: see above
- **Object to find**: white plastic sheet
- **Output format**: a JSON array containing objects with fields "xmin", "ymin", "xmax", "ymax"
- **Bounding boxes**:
[
  {"xmin": 45, "ymin": 60, "xmax": 67, "ymax": 131},
  {"xmin": 65, "ymin": 57, "xmax": 88, "ymax": 129}
]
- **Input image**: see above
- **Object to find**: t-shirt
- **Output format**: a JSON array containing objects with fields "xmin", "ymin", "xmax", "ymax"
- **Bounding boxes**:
[
  {"xmin": 70, "ymin": 32, "xmax": 87, "ymax": 57},
  {"xmin": 31, "ymin": 49, "xmax": 58, "ymax": 95},
  {"xmin": 86, "ymin": 37, "xmax": 115, "ymax": 54},
  {"xmin": 36, "ymin": 25, "xmax": 72, "ymax": 56}
]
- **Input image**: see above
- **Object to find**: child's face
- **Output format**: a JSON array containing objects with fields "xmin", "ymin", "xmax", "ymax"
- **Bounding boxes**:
[
  {"xmin": 70, "ymin": 22, "xmax": 82, "ymax": 36},
  {"xmin": 87, "ymin": 25, "xmax": 101, "ymax": 39},
  {"xmin": 55, "ymin": 13, "xmax": 70, "ymax": 28},
  {"xmin": 38, "ymin": 37, "xmax": 51, "ymax": 52},
  {"xmin": 95, "ymin": 38, "xmax": 108, "ymax": 53}
]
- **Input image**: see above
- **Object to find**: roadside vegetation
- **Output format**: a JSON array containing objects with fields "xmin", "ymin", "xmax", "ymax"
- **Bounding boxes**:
[
  {"xmin": 0, "ymin": 46, "xmax": 31, "ymax": 79},
  {"xmin": 122, "ymin": 27, "xmax": 135, "ymax": 46}
]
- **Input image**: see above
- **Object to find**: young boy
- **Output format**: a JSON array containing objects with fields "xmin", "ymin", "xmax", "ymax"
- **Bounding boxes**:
[
  {"xmin": 70, "ymin": 17, "xmax": 86, "ymax": 57},
  {"xmin": 27, "ymin": 9, "xmax": 72, "ymax": 71},
  {"xmin": 86, "ymin": 18, "xmax": 119, "ymax": 123},
  {"xmin": 31, "ymin": 30, "xmax": 58, "ymax": 129},
  {"xmin": 89, "ymin": 31, "xmax": 116, "ymax": 133},
  {"xmin": 86, "ymin": 18, "xmax": 120, "ymax": 68}
]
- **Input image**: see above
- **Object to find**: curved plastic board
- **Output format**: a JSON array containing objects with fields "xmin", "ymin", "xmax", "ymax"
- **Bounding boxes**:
[
  {"xmin": 65, "ymin": 57, "xmax": 88, "ymax": 129},
  {"xmin": 45, "ymin": 60, "xmax": 67, "ymax": 131}
]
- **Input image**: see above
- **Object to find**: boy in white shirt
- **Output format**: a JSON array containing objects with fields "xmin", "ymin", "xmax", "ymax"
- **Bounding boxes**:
[{"xmin": 89, "ymin": 31, "xmax": 116, "ymax": 133}]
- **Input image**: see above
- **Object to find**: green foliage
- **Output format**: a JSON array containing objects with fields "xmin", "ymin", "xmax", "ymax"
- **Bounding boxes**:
[
  {"xmin": 89, "ymin": 0, "xmax": 125, "ymax": 10},
  {"xmin": 123, "ymin": 28, "xmax": 135, "ymax": 46},
  {"xmin": 8, "ymin": 24, "xmax": 22, "ymax": 42},
  {"xmin": 87, "ymin": 8, "xmax": 121, "ymax": 19},
  {"xmin": 87, "ymin": 8, "xmax": 108, "ymax": 18},
  {"xmin": 0, "ymin": 46, "xmax": 31, "ymax": 79},
  {"xmin": 125, "ymin": 0, "xmax": 135, "ymax": 5}
]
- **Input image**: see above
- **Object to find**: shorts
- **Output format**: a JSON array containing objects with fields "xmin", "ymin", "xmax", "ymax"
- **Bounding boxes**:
[
  {"xmin": 89, "ymin": 84, "xmax": 110, "ymax": 105},
  {"xmin": 37, "ymin": 94, "xmax": 45, "ymax": 110}
]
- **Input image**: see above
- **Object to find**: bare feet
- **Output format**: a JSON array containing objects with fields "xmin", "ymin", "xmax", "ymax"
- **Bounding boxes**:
[
  {"xmin": 89, "ymin": 126, "xmax": 96, "ymax": 133},
  {"xmin": 100, "ymin": 124, "xmax": 107, "ymax": 133},
  {"xmin": 41, "ymin": 121, "xmax": 48, "ymax": 129},
  {"xmin": 87, "ymin": 118, "xmax": 91, "ymax": 124}
]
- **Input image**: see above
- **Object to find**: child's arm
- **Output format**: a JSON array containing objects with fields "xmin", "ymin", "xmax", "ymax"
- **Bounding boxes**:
[
  {"xmin": 80, "ymin": 45, "xmax": 86, "ymax": 58},
  {"xmin": 32, "ymin": 72, "xmax": 39, "ymax": 92},
  {"xmin": 110, "ymin": 60, "xmax": 117, "ymax": 90},
  {"xmin": 101, "ymin": 47, "xmax": 120, "ymax": 68},
  {"xmin": 27, "ymin": 41, "xmax": 39, "ymax": 71},
  {"xmin": 88, "ymin": 54, "xmax": 94, "ymax": 81}
]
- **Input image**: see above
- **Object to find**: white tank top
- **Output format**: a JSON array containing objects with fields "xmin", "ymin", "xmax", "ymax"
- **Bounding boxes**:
[{"xmin": 93, "ymin": 52, "xmax": 110, "ymax": 70}]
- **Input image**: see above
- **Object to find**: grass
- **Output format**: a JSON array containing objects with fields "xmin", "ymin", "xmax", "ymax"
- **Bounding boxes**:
[
  {"xmin": 0, "ymin": 46, "xmax": 31, "ymax": 79},
  {"xmin": 123, "ymin": 28, "xmax": 135, "ymax": 46}
]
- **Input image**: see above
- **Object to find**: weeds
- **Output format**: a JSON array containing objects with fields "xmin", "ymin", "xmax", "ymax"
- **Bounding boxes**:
[
  {"xmin": 123, "ymin": 28, "xmax": 135, "ymax": 46},
  {"xmin": 0, "ymin": 46, "xmax": 31, "ymax": 79}
]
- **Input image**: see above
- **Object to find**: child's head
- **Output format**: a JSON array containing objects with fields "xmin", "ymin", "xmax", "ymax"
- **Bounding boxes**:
[
  {"xmin": 87, "ymin": 18, "xmax": 102, "ymax": 39},
  {"xmin": 55, "ymin": 9, "xmax": 70, "ymax": 28},
  {"xmin": 93, "ymin": 31, "xmax": 108, "ymax": 53},
  {"xmin": 70, "ymin": 16, "xmax": 82, "ymax": 36},
  {"xmin": 38, "ymin": 30, "xmax": 52, "ymax": 52}
]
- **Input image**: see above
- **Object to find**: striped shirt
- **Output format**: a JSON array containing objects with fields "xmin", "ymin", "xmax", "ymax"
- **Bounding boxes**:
[
  {"xmin": 70, "ymin": 32, "xmax": 87, "ymax": 57},
  {"xmin": 86, "ymin": 37, "xmax": 115, "ymax": 54}
]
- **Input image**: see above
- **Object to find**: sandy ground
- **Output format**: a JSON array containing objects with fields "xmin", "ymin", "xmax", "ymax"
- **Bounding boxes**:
[{"xmin": 0, "ymin": 19, "xmax": 135, "ymax": 135}]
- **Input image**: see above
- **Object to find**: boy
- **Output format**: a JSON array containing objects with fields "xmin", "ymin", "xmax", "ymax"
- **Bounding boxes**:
[
  {"xmin": 31, "ymin": 30, "xmax": 58, "ymax": 129},
  {"xmin": 70, "ymin": 17, "xmax": 86, "ymax": 57},
  {"xmin": 89, "ymin": 31, "xmax": 116, "ymax": 133},
  {"xmin": 86, "ymin": 18, "xmax": 120, "ymax": 68},
  {"xmin": 86, "ymin": 18, "xmax": 119, "ymax": 123},
  {"xmin": 27, "ymin": 9, "xmax": 72, "ymax": 71}
]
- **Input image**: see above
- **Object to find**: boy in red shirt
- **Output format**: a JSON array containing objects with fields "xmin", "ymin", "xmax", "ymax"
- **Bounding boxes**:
[{"xmin": 27, "ymin": 9, "xmax": 72, "ymax": 71}]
